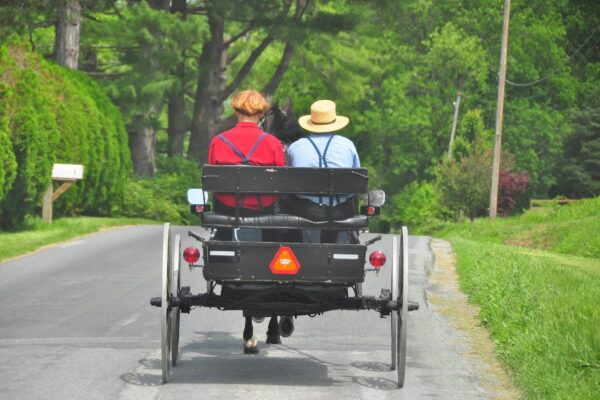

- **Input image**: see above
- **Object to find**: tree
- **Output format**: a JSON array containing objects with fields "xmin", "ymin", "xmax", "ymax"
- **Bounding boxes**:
[
  {"xmin": 87, "ymin": 1, "xmax": 198, "ymax": 176},
  {"xmin": 187, "ymin": 0, "xmax": 310, "ymax": 162},
  {"xmin": 553, "ymin": 102, "xmax": 600, "ymax": 197},
  {"xmin": 436, "ymin": 139, "xmax": 492, "ymax": 221},
  {"xmin": 54, "ymin": 0, "xmax": 81, "ymax": 69}
]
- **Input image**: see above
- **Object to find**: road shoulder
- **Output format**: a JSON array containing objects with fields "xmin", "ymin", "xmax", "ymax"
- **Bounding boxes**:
[{"xmin": 428, "ymin": 238, "xmax": 521, "ymax": 400}]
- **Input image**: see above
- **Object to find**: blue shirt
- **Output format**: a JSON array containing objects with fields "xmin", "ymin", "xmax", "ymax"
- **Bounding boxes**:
[{"xmin": 287, "ymin": 133, "xmax": 361, "ymax": 205}]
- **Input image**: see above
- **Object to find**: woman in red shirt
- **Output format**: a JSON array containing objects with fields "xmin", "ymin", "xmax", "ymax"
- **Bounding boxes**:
[{"xmin": 208, "ymin": 90, "xmax": 284, "ymax": 239}]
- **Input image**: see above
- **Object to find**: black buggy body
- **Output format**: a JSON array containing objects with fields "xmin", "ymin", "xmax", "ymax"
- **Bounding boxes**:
[{"xmin": 151, "ymin": 165, "xmax": 417, "ymax": 387}]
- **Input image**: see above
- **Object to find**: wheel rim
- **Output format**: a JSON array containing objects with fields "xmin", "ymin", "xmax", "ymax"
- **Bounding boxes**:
[
  {"xmin": 397, "ymin": 227, "xmax": 409, "ymax": 388},
  {"xmin": 390, "ymin": 235, "xmax": 400, "ymax": 370},
  {"xmin": 161, "ymin": 223, "xmax": 172, "ymax": 384},
  {"xmin": 171, "ymin": 234, "xmax": 181, "ymax": 367}
]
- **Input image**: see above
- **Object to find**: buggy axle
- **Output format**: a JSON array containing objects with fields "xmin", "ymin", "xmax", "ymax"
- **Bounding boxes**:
[{"xmin": 150, "ymin": 292, "xmax": 419, "ymax": 316}]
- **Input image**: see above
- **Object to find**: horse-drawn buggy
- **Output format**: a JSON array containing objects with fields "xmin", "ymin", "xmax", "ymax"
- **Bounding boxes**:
[{"xmin": 150, "ymin": 164, "xmax": 418, "ymax": 387}]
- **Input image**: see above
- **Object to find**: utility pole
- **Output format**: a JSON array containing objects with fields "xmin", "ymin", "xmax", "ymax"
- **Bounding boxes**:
[
  {"xmin": 447, "ymin": 92, "xmax": 462, "ymax": 159},
  {"xmin": 489, "ymin": 0, "xmax": 511, "ymax": 220}
]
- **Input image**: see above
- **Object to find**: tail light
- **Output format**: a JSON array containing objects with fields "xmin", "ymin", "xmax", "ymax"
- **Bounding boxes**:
[
  {"xmin": 369, "ymin": 251, "xmax": 386, "ymax": 268},
  {"xmin": 183, "ymin": 246, "xmax": 200, "ymax": 264}
]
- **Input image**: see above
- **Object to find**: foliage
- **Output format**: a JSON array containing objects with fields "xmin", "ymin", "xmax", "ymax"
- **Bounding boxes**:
[
  {"xmin": 0, "ymin": 53, "xmax": 17, "ymax": 202},
  {"xmin": 553, "ymin": 89, "xmax": 600, "ymax": 198},
  {"xmin": 1, "ymin": 0, "xmax": 599, "ymax": 228},
  {"xmin": 498, "ymin": 168, "xmax": 531, "ymax": 215},
  {"xmin": 0, "ymin": 45, "xmax": 131, "ymax": 229},
  {"xmin": 435, "ymin": 141, "xmax": 492, "ymax": 221},
  {"xmin": 390, "ymin": 181, "xmax": 444, "ymax": 232},
  {"xmin": 87, "ymin": 2, "xmax": 201, "ymax": 125},
  {"xmin": 115, "ymin": 155, "xmax": 202, "ymax": 225},
  {"xmin": 368, "ymin": 217, "xmax": 391, "ymax": 234}
]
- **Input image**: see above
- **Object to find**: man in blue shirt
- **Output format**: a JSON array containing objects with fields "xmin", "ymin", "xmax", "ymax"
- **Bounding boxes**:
[{"xmin": 287, "ymin": 100, "xmax": 360, "ymax": 243}]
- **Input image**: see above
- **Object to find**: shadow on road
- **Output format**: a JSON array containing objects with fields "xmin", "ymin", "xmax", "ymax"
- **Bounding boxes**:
[
  {"xmin": 120, "ymin": 331, "xmax": 339, "ymax": 387},
  {"xmin": 351, "ymin": 361, "xmax": 390, "ymax": 372}
]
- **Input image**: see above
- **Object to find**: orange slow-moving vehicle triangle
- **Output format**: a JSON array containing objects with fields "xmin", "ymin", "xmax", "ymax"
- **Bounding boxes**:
[{"xmin": 269, "ymin": 246, "xmax": 301, "ymax": 275}]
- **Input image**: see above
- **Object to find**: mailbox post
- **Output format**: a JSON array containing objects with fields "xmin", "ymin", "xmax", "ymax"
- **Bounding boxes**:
[{"xmin": 42, "ymin": 164, "xmax": 84, "ymax": 223}]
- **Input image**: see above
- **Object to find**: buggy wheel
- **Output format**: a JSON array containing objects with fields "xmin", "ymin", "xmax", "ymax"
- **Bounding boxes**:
[
  {"xmin": 161, "ymin": 223, "xmax": 173, "ymax": 383},
  {"xmin": 171, "ymin": 234, "xmax": 181, "ymax": 367},
  {"xmin": 396, "ymin": 227, "xmax": 409, "ymax": 388},
  {"xmin": 390, "ymin": 235, "xmax": 400, "ymax": 371}
]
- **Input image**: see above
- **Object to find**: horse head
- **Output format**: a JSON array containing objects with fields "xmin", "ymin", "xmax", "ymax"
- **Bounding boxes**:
[{"xmin": 263, "ymin": 97, "xmax": 302, "ymax": 146}]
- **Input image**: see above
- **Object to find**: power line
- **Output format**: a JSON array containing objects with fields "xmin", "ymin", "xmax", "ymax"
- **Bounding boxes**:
[
  {"xmin": 506, "ymin": 76, "xmax": 548, "ymax": 87},
  {"xmin": 505, "ymin": 24, "xmax": 599, "ymax": 87}
]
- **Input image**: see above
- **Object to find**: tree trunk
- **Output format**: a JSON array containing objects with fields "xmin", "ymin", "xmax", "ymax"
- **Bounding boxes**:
[
  {"xmin": 128, "ymin": 110, "xmax": 157, "ymax": 177},
  {"xmin": 167, "ymin": 89, "xmax": 186, "ymax": 157},
  {"xmin": 148, "ymin": 0, "xmax": 170, "ymax": 10},
  {"xmin": 166, "ymin": 0, "xmax": 188, "ymax": 157},
  {"xmin": 54, "ymin": 0, "xmax": 81, "ymax": 69},
  {"xmin": 188, "ymin": 12, "xmax": 226, "ymax": 162}
]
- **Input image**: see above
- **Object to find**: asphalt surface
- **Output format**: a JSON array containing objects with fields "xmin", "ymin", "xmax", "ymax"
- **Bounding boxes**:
[{"xmin": 0, "ymin": 225, "xmax": 498, "ymax": 399}]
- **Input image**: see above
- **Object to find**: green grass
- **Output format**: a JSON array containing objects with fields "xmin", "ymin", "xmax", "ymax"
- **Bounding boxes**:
[
  {"xmin": 0, "ymin": 217, "xmax": 153, "ymax": 262},
  {"xmin": 437, "ymin": 198, "xmax": 600, "ymax": 399},
  {"xmin": 436, "ymin": 197, "xmax": 600, "ymax": 258}
]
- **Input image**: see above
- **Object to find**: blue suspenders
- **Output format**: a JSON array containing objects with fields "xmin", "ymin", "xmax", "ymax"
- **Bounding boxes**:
[
  {"xmin": 307, "ymin": 135, "xmax": 334, "ymax": 168},
  {"xmin": 306, "ymin": 135, "xmax": 339, "ymax": 205}
]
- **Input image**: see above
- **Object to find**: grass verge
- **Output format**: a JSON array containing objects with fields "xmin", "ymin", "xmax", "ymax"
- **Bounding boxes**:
[
  {"xmin": 0, "ymin": 217, "xmax": 153, "ymax": 263},
  {"xmin": 435, "ymin": 197, "xmax": 600, "ymax": 258},
  {"xmin": 437, "ymin": 197, "xmax": 600, "ymax": 399}
]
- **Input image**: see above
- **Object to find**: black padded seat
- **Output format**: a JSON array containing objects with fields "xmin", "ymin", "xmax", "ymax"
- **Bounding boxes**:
[{"xmin": 201, "ymin": 212, "xmax": 369, "ymax": 230}]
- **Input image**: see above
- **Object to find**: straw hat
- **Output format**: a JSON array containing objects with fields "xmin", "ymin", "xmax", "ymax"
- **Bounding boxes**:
[{"xmin": 298, "ymin": 100, "xmax": 349, "ymax": 133}]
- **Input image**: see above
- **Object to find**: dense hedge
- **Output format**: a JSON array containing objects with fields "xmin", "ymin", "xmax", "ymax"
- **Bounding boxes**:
[
  {"xmin": 116, "ymin": 156, "xmax": 203, "ymax": 225},
  {"xmin": 0, "ymin": 45, "xmax": 131, "ymax": 229}
]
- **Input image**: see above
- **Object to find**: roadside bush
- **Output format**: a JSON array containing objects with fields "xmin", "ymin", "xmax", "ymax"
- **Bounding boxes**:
[
  {"xmin": 498, "ymin": 168, "xmax": 530, "ymax": 215},
  {"xmin": 115, "ymin": 156, "xmax": 202, "ymax": 225},
  {"xmin": 0, "ymin": 45, "xmax": 131, "ymax": 229},
  {"xmin": 0, "ymin": 75, "xmax": 17, "ymax": 202},
  {"xmin": 435, "ymin": 145, "xmax": 492, "ymax": 221},
  {"xmin": 390, "ymin": 181, "xmax": 445, "ymax": 233},
  {"xmin": 369, "ymin": 217, "xmax": 391, "ymax": 233}
]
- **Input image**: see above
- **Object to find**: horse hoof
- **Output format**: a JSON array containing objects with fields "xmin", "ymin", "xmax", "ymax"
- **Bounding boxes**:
[
  {"xmin": 244, "ymin": 346, "xmax": 259, "ymax": 355},
  {"xmin": 279, "ymin": 316, "xmax": 294, "ymax": 338},
  {"xmin": 266, "ymin": 334, "xmax": 281, "ymax": 345},
  {"xmin": 243, "ymin": 336, "xmax": 259, "ymax": 355}
]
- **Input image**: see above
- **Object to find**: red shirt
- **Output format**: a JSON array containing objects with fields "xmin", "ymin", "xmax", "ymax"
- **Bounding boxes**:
[{"xmin": 208, "ymin": 122, "xmax": 284, "ymax": 210}]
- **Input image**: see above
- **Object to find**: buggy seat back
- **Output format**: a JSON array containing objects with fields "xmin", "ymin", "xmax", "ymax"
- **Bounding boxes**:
[{"xmin": 200, "ymin": 165, "xmax": 370, "ymax": 230}]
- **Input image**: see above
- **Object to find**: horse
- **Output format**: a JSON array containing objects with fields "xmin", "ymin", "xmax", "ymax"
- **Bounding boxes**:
[
  {"xmin": 262, "ymin": 97, "xmax": 302, "ymax": 148},
  {"xmin": 241, "ymin": 97, "xmax": 301, "ymax": 354}
]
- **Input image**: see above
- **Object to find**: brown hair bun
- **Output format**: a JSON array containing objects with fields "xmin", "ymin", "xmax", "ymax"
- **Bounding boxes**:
[{"xmin": 231, "ymin": 90, "xmax": 270, "ymax": 116}]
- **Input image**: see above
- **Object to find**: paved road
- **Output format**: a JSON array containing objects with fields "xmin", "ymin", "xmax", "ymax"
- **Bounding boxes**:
[{"xmin": 0, "ymin": 225, "xmax": 498, "ymax": 399}]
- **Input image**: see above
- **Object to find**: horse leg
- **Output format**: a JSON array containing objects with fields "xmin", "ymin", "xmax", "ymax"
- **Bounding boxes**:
[
  {"xmin": 266, "ymin": 315, "xmax": 281, "ymax": 344},
  {"xmin": 243, "ymin": 316, "xmax": 259, "ymax": 354}
]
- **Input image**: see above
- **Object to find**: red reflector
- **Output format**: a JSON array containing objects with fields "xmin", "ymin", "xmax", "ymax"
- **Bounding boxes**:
[
  {"xmin": 369, "ymin": 251, "xmax": 386, "ymax": 268},
  {"xmin": 183, "ymin": 246, "xmax": 200, "ymax": 264},
  {"xmin": 368, "ymin": 206, "xmax": 375, "ymax": 215},
  {"xmin": 195, "ymin": 205, "xmax": 204, "ymax": 213},
  {"xmin": 269, "ymin": 246, "xmax": 301, "ymax": 275}
]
